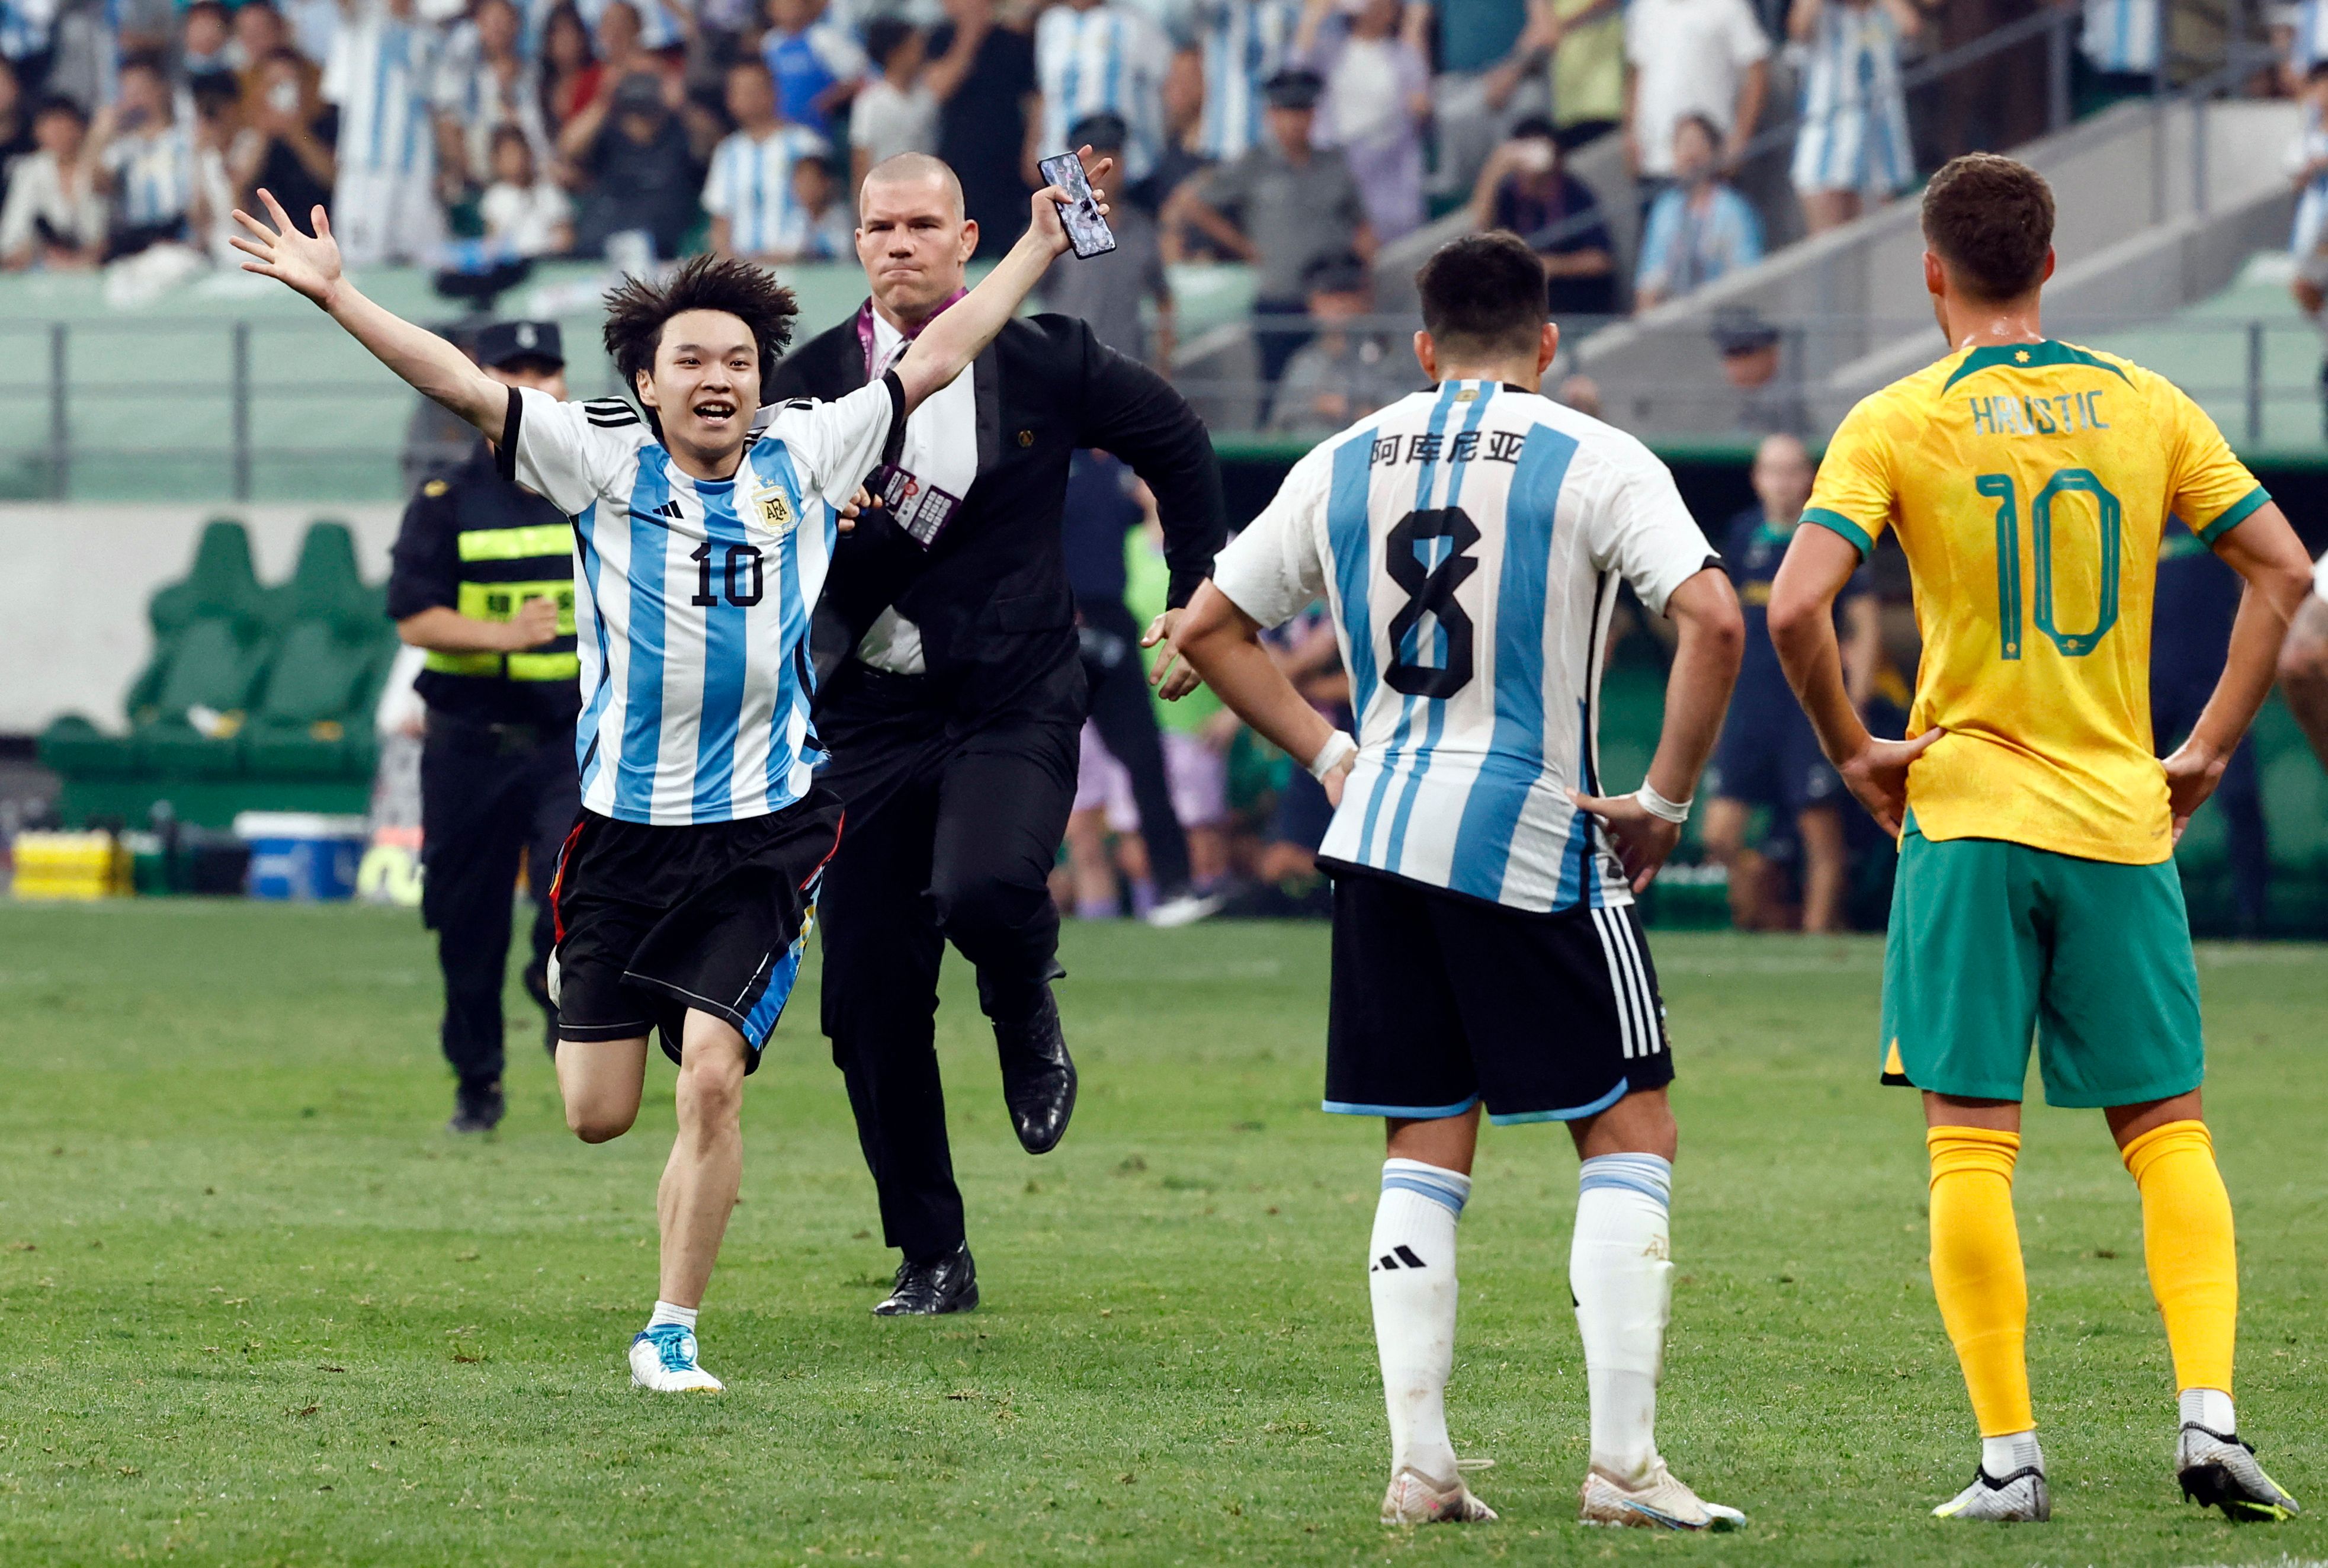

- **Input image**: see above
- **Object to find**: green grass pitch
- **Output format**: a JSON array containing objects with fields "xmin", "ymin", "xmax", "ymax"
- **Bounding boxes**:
[{"xmin": 1, "ymin": 902, "xmax": 2322, "ymax": 1566}]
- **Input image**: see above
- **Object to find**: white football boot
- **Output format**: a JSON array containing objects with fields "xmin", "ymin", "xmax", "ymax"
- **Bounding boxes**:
[
  {"xmin": 1579, "ymin": 1460, "xmax": 1746, "ymax": 1530},
  {"xmin": 1932, "ymin": 1465, "xmax": 2050, "ymax": 1521},
  {"xmin": 2177, "ymin": 1423, "xmax": 2300, "ymax": 1522},
  {"xmin": 1380, "ymin": 1461, "xmax": 1498, "ymax": 1525},
  {"xmin": 629, "ymin": 1324, "xmax": 724, "ymax": 1393}
]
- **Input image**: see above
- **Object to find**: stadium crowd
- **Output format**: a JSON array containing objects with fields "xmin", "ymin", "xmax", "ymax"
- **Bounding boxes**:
[{"xmin": 0, "ymin": 0, "xmax": 2274, "ymax": 310}]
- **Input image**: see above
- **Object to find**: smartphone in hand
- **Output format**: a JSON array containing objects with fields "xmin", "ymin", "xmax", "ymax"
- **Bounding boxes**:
[{"xmin": 1037, "ymin": 152, "xmax": 1117, "ymax": 260}]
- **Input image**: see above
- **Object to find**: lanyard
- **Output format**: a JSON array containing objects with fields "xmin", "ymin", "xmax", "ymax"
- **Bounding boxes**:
[{"xmin": 855, "ymin": 287, "xmax": 969, "ymax": 383}]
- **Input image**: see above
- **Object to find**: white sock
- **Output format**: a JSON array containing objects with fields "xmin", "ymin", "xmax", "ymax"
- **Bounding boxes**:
[
  {"xmin": 2181, "ymin": 1386, "xmax": 2236, "ymax": 1435},
  {"xmin": 646, "ymin": 1299, "xmax": 698, "ymax": 1332},
  {"xmin": 1572, "ymin": 1153, "xmax": 1674, "ymax": 1487},
  {"xmin": 1981, "ymin": 1429, "xmax": 2042, "ymax": 1477},
  {"xmin": 1369, "ymin": 1158, "xmax": 1470, "ymax": 1482}
]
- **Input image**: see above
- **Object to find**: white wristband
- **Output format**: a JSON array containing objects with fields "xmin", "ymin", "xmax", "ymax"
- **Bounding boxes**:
[
  {"xmin": 1309, "ymin": 730, "xmax": 1358, "ymax": 780},
  {"xmin": 1635, "ymin": 782, "xmax": 1692, "ymax": 824}
]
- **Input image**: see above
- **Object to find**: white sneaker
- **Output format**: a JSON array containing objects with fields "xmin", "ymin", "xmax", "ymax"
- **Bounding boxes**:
[
  {"xmin": 1580, "ymin": 1460, "xmax": 1746, "ymax": 1530},
  {"xmin": 629, "ymin": 1325, "xmax": 723, "ymax": 1393},
  {"xmin": 1145, "ymin": 890, "xmax": 1226, "ymax": 929},
  {"xmin": 1932, "ymin": 1466, "xmax": 2049, "ymax": 1521},
  {"xmin": 2178, "ymin": 1423, "xmax": 2300, "ymax": 1521},
  {"xmin": 1380, "ymin": 1463, "xmax": 1498, "ymax": 1525}
]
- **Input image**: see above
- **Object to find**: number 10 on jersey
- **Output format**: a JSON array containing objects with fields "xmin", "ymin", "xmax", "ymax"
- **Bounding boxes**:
[{"xmin": 1976, "ymin": 467, "xmax": 2121, "ymax": 661}]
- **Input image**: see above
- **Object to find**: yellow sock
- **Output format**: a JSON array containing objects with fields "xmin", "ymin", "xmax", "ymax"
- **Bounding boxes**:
[
  {"xmin": 2121, "ymin": 1120, "xmax": 2238, "ymax": 1396},
  {"xmin": 1926, "ymin": 1126, "xmax": 2034, "ymax": 1436}
]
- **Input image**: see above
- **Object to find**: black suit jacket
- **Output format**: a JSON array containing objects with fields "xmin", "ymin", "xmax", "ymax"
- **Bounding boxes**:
[{"xmin": 768, "ymin": 311, "xmax": 1226, "ymax": 717}]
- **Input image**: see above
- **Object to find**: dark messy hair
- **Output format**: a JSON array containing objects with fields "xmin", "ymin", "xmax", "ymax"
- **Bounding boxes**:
[
  {"xmin": 601, "ymin": 254, "xmax": 799, "ymax": 433},
  {"xmin": 1921, "ymin": 153, "xmax": 2054, "ymax": 303},
  {"xmin": 1416, "ymin": 230, "xmax": 1548, "ymax": 358}
]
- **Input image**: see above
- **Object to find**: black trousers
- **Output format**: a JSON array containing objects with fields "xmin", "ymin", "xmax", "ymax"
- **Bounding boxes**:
[
  {"xmin": 420, "ymin": 712, "xmax": 581, "ymax": 1089},
  {"xmin": 817, "ymin": 660, "xmax": 1080, "ymax": 1262},
  {"xmin": 1078, "ymin": 594, "xmax": 1191, "ymax": 893}
]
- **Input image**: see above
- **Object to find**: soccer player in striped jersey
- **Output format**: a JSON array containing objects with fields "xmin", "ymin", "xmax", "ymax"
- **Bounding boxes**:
[
  {"xmin": 1771, "ymin": 154, "xmax": 2314, "ymax": 1524},
  {"xmin": 320, "ymin": 0, "xmax": 444, "ymax": 267},
  {"xmin": 1035, "ymin": 0, "xmax": 1170, "ymax": 181},
  {"xmin": 229, "ymin": 154, "xmax": 1112, "ymax": 1393},
  {"xmin": 1195, "ymin": 0, "xmax": 1301, "ymax": 161},
  {"xmin": 1174, "ymin": 232, "xmax": 1748, "ymax": 1531}
]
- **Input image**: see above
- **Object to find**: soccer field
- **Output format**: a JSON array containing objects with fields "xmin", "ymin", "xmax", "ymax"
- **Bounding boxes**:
[{"xmin": 1, "ymin": 904, "xmax": 2321, "ymax": 1567}]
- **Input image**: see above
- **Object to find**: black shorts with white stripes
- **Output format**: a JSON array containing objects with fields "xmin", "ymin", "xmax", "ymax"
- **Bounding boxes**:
[{"xmin": 1321, "ymin": 867, "xmax": 1674, "ymax": 1124}]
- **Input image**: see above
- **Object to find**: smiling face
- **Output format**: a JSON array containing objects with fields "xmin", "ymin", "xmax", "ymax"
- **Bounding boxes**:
[
  {"xmin": 855, "ymin": 163, "xmax": 976, "ymax": 328},
  {"xmin": 634, "ymin": 308, "xmax": 760, "ymax": 470}
]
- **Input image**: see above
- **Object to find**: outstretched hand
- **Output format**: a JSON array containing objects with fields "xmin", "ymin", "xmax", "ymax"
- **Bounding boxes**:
[
  {"xmin": 230, "ymin": 188, "xmax": 344, "ymax": 309},
  {"xmin": 1837, "ymin": 726, "xmax": 1942, "ymax": 838},
  {"xmin": 1027, "ymin": 146, "xmax": 1115, "ymax": 258}
]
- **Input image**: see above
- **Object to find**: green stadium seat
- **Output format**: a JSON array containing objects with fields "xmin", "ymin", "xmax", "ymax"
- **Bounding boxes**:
[
  {"xmin": 147, "ymin": 518, "xmax": 267, "ymax": 642},
  {"xmin": 36, "ymin": 713, "xmax": 140, "ymax": 778},
  {"xmin": 239, "ymin": 617, "xmax": 384, "ymax": 779}
]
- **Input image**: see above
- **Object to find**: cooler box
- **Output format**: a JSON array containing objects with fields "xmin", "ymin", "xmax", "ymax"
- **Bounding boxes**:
[{"xmin": 234, "ymin": 812, "xmax": 367, "ymax": 901}]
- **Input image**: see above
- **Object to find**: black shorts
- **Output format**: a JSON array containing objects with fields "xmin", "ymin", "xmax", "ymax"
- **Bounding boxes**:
[
  {"xmin": 549, "ymin": 789, "xmax": 844, "ymax": 1070},
  {"xmin": 1707, "ymin": 685, "xmax": 1844, "ymax": 816},
  {"xmin": 1323, "ymin": 869, "xmax": 1675, "ymax": 1124}
]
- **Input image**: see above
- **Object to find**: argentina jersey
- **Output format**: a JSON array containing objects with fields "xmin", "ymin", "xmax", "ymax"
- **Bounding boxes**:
[
  {"xmin": 1210, "ymin": 380, "xmax": 1717, "ymax": 912},
  {"xmin": 1036, "ymin": 2, "xmax": 1170, "ymax": 179},
  {"xmin": 323, "ymin": 0, "xmax": 440, "ymax": 176},
  {"xmin": 1197, "ymin": 0, "xmax": 1301, "ymax": 159},
  {"xmin": 499, "ymin": 376, "xmax": 905, "ymax": 826}
]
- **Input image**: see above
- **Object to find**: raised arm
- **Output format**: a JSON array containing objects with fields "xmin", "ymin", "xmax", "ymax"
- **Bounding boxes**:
[
  {"xmin": 231, "ymin": 188, "xmax": 508, "ymax": 438},
  {"xmin": 888, "ymin": 152, "xmax": 1112, "ymax": 414}
]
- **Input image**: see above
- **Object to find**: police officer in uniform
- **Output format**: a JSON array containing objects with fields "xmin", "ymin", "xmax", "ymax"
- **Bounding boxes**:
[{"xmin": 386, "ymin": 320, "xmax": 583, "ymax": 1133}]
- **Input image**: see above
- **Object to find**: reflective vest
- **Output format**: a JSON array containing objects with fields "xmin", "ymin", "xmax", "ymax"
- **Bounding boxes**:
[{"xmin": 421, "ymin": 521, "xmax": 580, "ymax": 682}]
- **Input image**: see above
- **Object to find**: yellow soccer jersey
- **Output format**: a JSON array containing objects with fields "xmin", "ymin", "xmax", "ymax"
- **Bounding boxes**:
[{"xmin": 1804, "ymin": 339, "xmax": 2268, "ymax": 864}]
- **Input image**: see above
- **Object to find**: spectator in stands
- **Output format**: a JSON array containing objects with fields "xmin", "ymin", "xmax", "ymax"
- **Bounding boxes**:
[
  {"xmin": 538, "ymin": 3, "xmax": 601, "ymax": 134},
  {"xmin": 1297, "ymin": 0, "xmax": 1428, "ymax": 244},
  {"xmin": 480, "ymin": 121, "xmax": 570, "ymax": 255},
  {"xmin": 1540, "ymin": 0, "xmax": 1627, "ymax": 150},
  {"xmin": 1032, "ymin": 0, "xmax": 1169, "ymax": 185},
  {"xmin": 1407, "ymin": 0, "xmax": 1536, "ymax": 202},
  {"xmin": 2073, "ymin": 0, "xmax": 2159, "ymax": 104},
  {"xmin": 922, "ymin": 0, "xmax": 1033, "ymax": 258},
  {"xmin": 1788, "ymin": 0, "xmax": 1916, "ymax": 233},
  {"xmin": 1, "ymin": 92, "xmax": 104, "ymax": 268},
  {"xmin": 849, "ymin": 16, "xmax": 935, "ymax": 191},
  {"xmin": 0, "ymin": 0, "xmax": 54, "ymax": 95},
  {"xmin": 94, "ymin": 53, "xmax": 198, "ymax": 259},
  {"xmin": 2287, "ymin": 62, "xmax": 2328, "ymax": 402},
  {"xmin": 588, "ymin": 0, "xmax": 648, "ymax": 95},
  {"xmin": 1194, "ymin": 0, "xmax": 1300, "ymax": 163},
  {"xmin": 1040, "ymin": 109, "xmax": 1173, "ymax": 365},
  {"xmin": 229, "ymin": 2, "xmax": 291, "ymax": 79},
  {"xmin": 761, "ymin": 0, "xmax": 863, "ymax": 140},
  {"xmin": 283, "ymin": 0, "xmax": 338, "ymax": 68},
  {"xmin": 320, "ymin": 0, "xmax": 442, "ymax": 267},
  {"xmin": 777, "ymin": 148, "xmax": 852, "ymax": 258},
  {"xmin": 189, "ymin": 69, "xmax": 242, "ymax": 262},
  {"xmin": 563, "ymin": 68, "xmax": 700, "ymax": 259},
  {"xmin": 703, "ymin": 56, "xmax": 825, "ymax": 265},
  {"xmin": 1470, "ymin": 113, "xmax": 1615, "ymax": 318},
  {"xmin": 229, "ymin": 48, "xmax": 335, "ymax": 226},
  {"xmin": 1266, "ymin": 250, "xmax": 1410, "ymax": 435},
  {"xmin": 1634, "ymin": 113, "xmax": 1762, "ymax": 308},
  {"xmin": 1702, "ymin": 432, "xmax": 1877, "ymax": 933},
  {"xmin": 1179, "ymin": 68, "xmax": 1373, "ymax": 395},
  {"xmin": 2279, "ymin": 2, "xmax": 2328, "ymax": 97},
  {"xmin": 0, "ymin": 56, "xmax": 30, "ymax": 213},
  {"xmin": 1711, "ymin": 306, "xmax": 1807, "ymax": 433},
  {"xmin": 1624, "ymin": 0, "xmax": 1769, "ymax": 185},
  {"xmin": 434, "ymin": 0, "xmax": 543, "ymax": 202},
  {"xmin": 179, "ymin": 1, "xmax": 235, "ymax": 85}
]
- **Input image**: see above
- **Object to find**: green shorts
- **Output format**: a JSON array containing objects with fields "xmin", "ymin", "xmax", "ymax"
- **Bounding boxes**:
[{"xmin": 1880, "ymin": 822, "xmax": 2204, "ymax": 1108}]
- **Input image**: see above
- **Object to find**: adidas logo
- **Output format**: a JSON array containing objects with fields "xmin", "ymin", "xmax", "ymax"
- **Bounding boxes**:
[
  {"xmin": 1372, "ymin": 1245, "xmax": 1427, "ymax": 1272},
  {"xmin": 651, "ymin": 500, "xmax": 684, "ymax": 520}
]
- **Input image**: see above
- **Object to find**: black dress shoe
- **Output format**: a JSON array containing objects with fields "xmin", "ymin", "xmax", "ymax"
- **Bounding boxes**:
[
  {"xmin": 448, "ymin": 1079, "xmax": 505, "ymax": 1134},
  {"xmin": 873, "ymin": 1245, "xmax": 979, "ymax": 1316},
  {"xmin": 994, "ymin": 984, "xmax": 1076, "ymax": 1155}
]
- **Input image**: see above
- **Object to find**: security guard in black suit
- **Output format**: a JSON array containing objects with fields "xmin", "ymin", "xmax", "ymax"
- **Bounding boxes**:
[{"xmin": 385, "ymin": 320, "xmax": 582, "ymax": 1134}]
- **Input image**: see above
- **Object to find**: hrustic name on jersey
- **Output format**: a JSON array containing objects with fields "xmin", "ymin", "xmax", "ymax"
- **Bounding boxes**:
[{"xmin": 1968, "ymin": 389, "xmax": 2109, "ymax": 437}]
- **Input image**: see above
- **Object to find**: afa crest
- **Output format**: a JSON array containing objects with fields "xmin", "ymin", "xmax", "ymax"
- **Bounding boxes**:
[{"xmin": 755, "ymin": 488, "xmax": 796, "ymax": 536}]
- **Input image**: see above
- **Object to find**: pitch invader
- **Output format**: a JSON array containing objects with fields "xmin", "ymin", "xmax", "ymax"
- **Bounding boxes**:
[
  {"xmin": 229, "ymin": 159, "xmax": 1110, "ymax": 1393},
  {"xmin": 1771, "ymin": 153, "xmax": 2314, "ymax": 1522},
  {"xmin": 1176, "ymin": 233, "xmax": 1747, "ymax": 1530}
]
